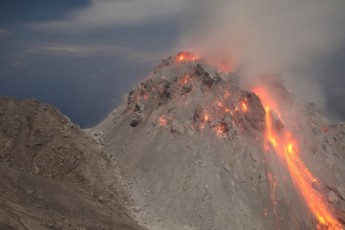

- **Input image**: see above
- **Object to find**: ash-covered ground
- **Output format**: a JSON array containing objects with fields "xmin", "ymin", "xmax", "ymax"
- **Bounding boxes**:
[
  {"xmin": 0, "ymin": 98, "xmax": 145, "ymax": 230},
  {"xmin": 1, "ymin": 52, "xmax": 345, "ymax": 230},
  {"xmin": 94, "ymin": 52, "xmax": 345, "ymax": 230}
]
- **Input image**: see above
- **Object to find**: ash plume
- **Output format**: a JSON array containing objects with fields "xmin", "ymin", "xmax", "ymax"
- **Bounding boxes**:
[{"xmin": 176, "ymin": 0, "xmax": 345, "ymax": 108}]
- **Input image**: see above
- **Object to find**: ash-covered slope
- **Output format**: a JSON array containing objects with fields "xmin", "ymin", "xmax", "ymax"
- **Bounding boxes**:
[
  {"xmin": 95, "ymin": 52, "xmax": 345, "ymax": 230},
  {"xmin": 0, "ymin": 97, "xmax": 145, "ymax": 230}
]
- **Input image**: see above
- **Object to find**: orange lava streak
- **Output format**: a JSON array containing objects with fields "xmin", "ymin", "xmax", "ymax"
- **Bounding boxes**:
[
  {"xmin": 264, "ymin": 106, "xmax": 277, "ymax": 149},
  {"xmin": 254, "ymin": 87, "xmax": 342, "ymax": 229},
  {"xmin": 283, "ymin": 140, "xmax": 338, "ymax": 229}
]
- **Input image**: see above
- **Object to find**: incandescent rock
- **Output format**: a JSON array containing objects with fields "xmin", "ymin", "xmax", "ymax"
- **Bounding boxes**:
[{"xmin": 242, "ymin": 92, "xmax": 265, "ymax": 131}]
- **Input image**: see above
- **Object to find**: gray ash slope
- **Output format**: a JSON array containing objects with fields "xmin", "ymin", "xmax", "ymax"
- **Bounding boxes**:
[
  {"xmin": 0, "ymin": 97, "xmax": 145, "ymax": 230},
  {"xmin": 94, "ymin": 53, "xmax": 345, "ymax": 230}
]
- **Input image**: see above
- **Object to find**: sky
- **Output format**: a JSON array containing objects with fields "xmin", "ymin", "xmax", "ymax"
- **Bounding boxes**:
[{"xmin": 0, "ymin": 0, "xmax": 344, "ymax": 127}]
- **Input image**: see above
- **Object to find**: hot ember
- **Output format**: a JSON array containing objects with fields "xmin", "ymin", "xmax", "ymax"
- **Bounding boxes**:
[
  {"xmin": 159, "ymin": 116, "xmax": 168, "ymax": 126},
  {"xmin": 176, "ymin": 51, "xmax": 199, "ymax": 62}
]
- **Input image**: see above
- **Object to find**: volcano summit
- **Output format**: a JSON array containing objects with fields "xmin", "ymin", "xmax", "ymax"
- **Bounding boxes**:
[
  {"xmin": 1, "ymin": 52, "xmax": 345, "ymax": 230},
  {"xmin": 93, "ymin": 52, "xmax": 345, "ymax": 230}
]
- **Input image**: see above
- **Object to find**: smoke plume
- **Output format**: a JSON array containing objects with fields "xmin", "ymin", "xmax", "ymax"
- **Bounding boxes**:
[{"xmin": 177, "ymin": 0, "xmax": 345, "ymax": 107}]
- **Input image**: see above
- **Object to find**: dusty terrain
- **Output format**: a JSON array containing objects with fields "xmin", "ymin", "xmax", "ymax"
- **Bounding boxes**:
[{"xmin": 0, "ymin": 97, "xmax": 144, "ymax": 230}]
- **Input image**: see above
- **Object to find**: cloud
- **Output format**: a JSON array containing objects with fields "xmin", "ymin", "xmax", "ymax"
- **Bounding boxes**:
[
  {"xmin": 25, "ymin": 44, "xmax": 162, "ymax": 62},
  {"xmin": 331, "ymin": 86, "xmax": 345, "ymax": 97},
  {"xmin": 177, "ymin": 0, "xmax": 345, "ymax": 106},
  {"xmin": 12, "ymin": 58, "xmax": 30, "ymax": 68},
  {"xmin": 31, "ymin": 0, "xmax": 187, "ymax": 32}
]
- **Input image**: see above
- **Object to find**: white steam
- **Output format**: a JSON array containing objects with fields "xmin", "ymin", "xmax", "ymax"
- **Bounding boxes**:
[{"xmin": 177, "ymin": 0, "xmax": 345, "ymax": 106}]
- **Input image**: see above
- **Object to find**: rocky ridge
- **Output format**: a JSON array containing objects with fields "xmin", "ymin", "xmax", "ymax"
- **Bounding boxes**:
[{"xmin": 0, "ymin": 97, "xmax": 145, "ymax": 230}]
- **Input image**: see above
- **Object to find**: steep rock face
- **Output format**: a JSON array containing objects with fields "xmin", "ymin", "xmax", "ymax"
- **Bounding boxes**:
[
  {"xmin": 0, "ymin": 97, "xmax": 145, "ymax": 230},
  {"xmin": 94, "ymin": 53, "xmax": 337, "ymax": 230}
]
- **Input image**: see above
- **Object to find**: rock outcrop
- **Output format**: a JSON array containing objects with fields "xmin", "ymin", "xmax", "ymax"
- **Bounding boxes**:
[{"xmin": 0, "ymin": 97, "xmax": 145, "ymax": 230}]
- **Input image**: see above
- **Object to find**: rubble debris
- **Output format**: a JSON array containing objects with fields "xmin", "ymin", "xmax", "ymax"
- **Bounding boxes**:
[
  {"xmin": 223, "ymin": 164, "xmax": 231, "ymax": 172},
  {"xmin": 241, "ymin": 92, "xmax": 265, "ymax": 131},
  {"xmin": 328, "ymin": 191, "xmax": 340, "ymax": 204},
  {"xmin": 98, "ymin": 195, "xmax": 105, "ymax": 203},
  {"xmin": 181, "ymin": 83, "xmax": 193, "ymax": 94},
  {"xmin": 133, "ymin": 206, "xmax": 142, "ymax": 213},
  {"xmin": 326, "ymin": 185, "xmax": 345, "ymax": 200},
  {"xmin": 194, "ymin": 105, "xmax": 205, "ymax": 122},
  {"xmin": 130, "ymin": 113, "xmax": 143, "ymax": 127},
  {"xmin": 259, "ymin": 172, "xmax": 266, "ymax": 182},
  {"xmin": 135, "ymin": 102, "xmax": 145, "ymax": 112},
  {"xmin": 170, "ymin": 120, "xmax": 185, "ymax": 135}
]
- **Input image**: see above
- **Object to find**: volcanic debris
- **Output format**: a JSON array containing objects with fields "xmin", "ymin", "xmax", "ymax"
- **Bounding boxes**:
[{"xmin": 125, "ymin": 52, "xmax": 266, "ymax": 138}]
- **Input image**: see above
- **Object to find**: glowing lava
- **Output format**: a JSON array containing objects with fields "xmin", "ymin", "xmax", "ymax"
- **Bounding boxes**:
[
  {"xmin": 204, "ymin": 113, "xmax": 210, "ymax": 122},
  {"xmin": 176, "ymin": 52, "xmax": 199, "ymax": 62},
  {"xmin": 241, "ymin": 101, "xmax": 248, "ymax": 113},
  {"xmin": 253, "ymin": 87, "xmax": 343, "ymax": 229},
  {"xmin": 159, "ymin": 116, "xmax": 168, "ymax": 126}
]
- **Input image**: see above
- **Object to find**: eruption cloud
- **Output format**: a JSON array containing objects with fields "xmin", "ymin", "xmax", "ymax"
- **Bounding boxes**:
[{"xmin": 177, "ymin": 0, "xmax": 345, "ymax": 107}]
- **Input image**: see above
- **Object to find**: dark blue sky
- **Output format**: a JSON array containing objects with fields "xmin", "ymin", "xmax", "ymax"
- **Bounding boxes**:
[
  {"xmin": 0, "ymin": 0, "xmax": 87, "ymax": 24},
  {"xmin": 0, "ymin": 1, "xmax": 344, "ymax": 127},
  {"xmin": 0, "ymin": 0, "xmax": 184, "ymax": 127}
]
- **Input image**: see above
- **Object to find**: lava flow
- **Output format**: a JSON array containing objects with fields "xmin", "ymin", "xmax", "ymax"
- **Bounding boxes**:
[{"xmin": 253, "ymin": 87, "xmax": 343, "ymax": 230}]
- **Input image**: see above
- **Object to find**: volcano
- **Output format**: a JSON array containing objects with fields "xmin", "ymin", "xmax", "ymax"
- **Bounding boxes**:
[
  {"xmin": 94, "ymin": 52, "xmax": 345, "ymax": 230},
  {"xmin": 1, "ymin": 52, "xmax": 345, "ymax": 230}
]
